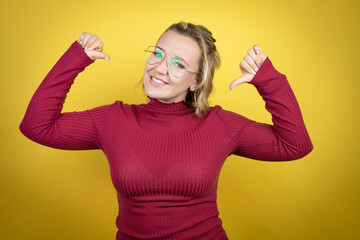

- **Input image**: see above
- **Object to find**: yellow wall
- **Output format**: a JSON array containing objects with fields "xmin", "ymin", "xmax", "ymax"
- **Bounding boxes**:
[{"xmin": 2, "ymin": 0, "xmax": 359, "ymax": 239}]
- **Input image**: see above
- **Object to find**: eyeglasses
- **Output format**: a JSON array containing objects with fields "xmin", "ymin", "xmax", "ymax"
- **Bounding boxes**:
[{"xmin": 145, "ymin": 46, "xmax": 198, "ymax": 78}]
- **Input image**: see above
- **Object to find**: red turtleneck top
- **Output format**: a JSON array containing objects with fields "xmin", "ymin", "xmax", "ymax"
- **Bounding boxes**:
[{"xmin": 19, "ymin": 41, "xmax": 313, "ymax": 240}]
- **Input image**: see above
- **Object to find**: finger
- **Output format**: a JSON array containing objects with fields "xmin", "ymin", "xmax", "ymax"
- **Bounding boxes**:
[
  {"xmin": 247, "ymin": 49, "xmax": 260, "ymax": 68},
  {"xmin": 229, "ymin": 75, "xmax": 252, "ymax": 90},
  {"xmin": 87, "ymin": 38, "xmax": 102, "ymax": 51},
  {"xmin": 253, "ymin": 44, "xmax": 262, "ymax": 55},
  {"xmin": 78, "ymin": 32, "xmax": 87, "ymax": 45},
  {"xmin": 240, "ymin": 60, "xmax": 256, "ymax": 76},
  {"xmin": 82, "ymin": 33, "xmax": 93, "ymax": 48},
  {"xmin": 84, "ymin": 34, "xmax": 98, "ymax": 49},
  {"xmin": 90, "ymin": 51, "xmax": 110, "ymax": 61},
  {"xmin": 244, "ymin": 55, "xmax": 258, "ymax": 73},
  {"xmin": 79, "ymin": 32, "xmax": 90, "ymax": 46}
]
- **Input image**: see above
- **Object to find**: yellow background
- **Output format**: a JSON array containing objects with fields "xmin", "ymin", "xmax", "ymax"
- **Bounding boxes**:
[{"xmin": 1, "ymin": 0, "xmax": 359, "ymax": 239}]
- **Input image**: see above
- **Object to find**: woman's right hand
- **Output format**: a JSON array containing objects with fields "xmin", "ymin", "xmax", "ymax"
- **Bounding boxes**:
[{"xmin": 77, "ymin": 32, "xmax": 110, "ymax": 61}]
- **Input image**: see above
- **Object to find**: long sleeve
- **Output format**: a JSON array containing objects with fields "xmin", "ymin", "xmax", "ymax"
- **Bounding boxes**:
[
  {"xmin": 19, "ymin": 40, "xmax": 107, "ymax": 150},
  {"xmin": 220, "ymin": 57, "xmax": 313, "ymax": 161}
]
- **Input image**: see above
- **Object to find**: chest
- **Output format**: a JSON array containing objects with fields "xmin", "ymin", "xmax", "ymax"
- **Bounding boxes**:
[{"xmin": 98, "ymin": 120, "xmax": 231, "ymax": 200}]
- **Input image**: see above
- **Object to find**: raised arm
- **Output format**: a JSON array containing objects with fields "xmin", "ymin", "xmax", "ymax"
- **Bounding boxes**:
[
  {"xmin": 224, "ymin": 45, "xmax": 313, "ymax": 161},
  {"xmin": 19, "ymin": 33, "xmax": 111, "ymax": 150}
]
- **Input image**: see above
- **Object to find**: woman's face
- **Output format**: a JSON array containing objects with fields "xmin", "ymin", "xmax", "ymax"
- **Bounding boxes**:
[{"xmin": 142, "ymin": 30, "xmax": 201, "ymax": 103}]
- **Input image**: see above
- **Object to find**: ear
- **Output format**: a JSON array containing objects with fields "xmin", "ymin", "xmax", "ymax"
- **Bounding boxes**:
[{"xmin": 189, "ymin": 78, "xmax": 201, "ymax": 92}]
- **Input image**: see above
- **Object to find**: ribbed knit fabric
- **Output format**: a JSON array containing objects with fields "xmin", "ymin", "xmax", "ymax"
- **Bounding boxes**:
[{"xmin": 19, "ymin": 41, "xmax": 313, "ymax": 240}]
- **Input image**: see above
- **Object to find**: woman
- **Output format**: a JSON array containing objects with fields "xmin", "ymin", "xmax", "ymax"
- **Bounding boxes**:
[{"xmin": 19, "ymin": 22, "xmax": 313, "ymax": 240}]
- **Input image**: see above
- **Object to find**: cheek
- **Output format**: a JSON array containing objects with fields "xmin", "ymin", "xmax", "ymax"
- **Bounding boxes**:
[
  {"xmin": 142, "ymin": 66, "xmax": 153, "ymax": 84},
  {"xmin": 143, "ymin": 65, "xmax": 150, "ymax": 76},
  {"xmin": 143, "ymin": 64, "xmax": 154, "ymax": 75},
  {"xmin": 176, "ymin": 75, "xmax": 196, "ymax": 90}
]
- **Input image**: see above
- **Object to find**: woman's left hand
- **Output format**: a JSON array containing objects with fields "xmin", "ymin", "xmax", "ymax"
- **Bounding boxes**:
[{"xmin": 229, "ymin": 45, "xmax": 267, "ymax": 90}]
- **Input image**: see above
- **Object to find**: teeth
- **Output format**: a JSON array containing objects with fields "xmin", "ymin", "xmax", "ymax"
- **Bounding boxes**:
[{"xmin": 152, "ymin": 77, "xmax": 166, "ymax": 84}]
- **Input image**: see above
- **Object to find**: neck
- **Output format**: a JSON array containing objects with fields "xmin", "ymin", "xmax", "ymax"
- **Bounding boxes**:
[
  {"xmin": 150, "ymin": 96, "xmax": 186, "ymax": 104},
  {"xmin": 142, "ymin": 95, "xmax": 193, "ymax": 114},
  {"xmin": 132, "ymin": 96, "xmax": 199, "ymax": 134}
]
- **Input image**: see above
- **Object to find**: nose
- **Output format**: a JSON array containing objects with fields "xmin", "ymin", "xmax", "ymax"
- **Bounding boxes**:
[{"xmin": 154, "ymin": 57, "xmax": 168, "ymax": 75}]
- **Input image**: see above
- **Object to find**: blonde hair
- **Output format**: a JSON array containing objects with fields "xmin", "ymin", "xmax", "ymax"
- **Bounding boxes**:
[{"xmin": 138, "ymin": 21, "xmax": 221, "ymax": 118}]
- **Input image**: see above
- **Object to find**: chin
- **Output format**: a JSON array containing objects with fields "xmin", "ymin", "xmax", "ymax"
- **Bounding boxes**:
[
  {"xmin": 144, "ymin": 88, "xmax": 156, "ymax": 99},
  {"xmin": 144, "ymin": 82, "xmax": 161, "ymax": 100},
  {"xmin": 143, "ymin": 76, "xmax": 163, "ymax": 99}
]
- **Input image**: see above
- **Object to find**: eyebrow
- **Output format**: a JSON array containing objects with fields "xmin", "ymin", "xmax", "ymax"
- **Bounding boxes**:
[{"xmin": 155, "ymin": 46, "xmax": 190, "ymax": 65}]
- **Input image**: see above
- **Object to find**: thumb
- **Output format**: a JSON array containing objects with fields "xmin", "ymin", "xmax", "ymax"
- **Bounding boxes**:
[
  {"xmin": 229, "ymin": 75, "xmax": 252, "ymax": 91},
  {"xmin": 86, "ymin": 50, "xmax": 111, "ymax": 61},
  {"xmin": 93, "ymin": 51, "xmax": 111, "ymax": 61}
]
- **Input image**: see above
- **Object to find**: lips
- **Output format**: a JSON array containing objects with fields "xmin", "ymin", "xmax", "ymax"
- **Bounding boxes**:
[{"xmin": 150, "ymin": 75, "xmax": 169, "ymax": 86}]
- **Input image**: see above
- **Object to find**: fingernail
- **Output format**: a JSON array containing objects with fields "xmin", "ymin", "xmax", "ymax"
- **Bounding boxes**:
[
  {"xmin": 256, "ymin": 50, "xmax": 259, "ymax": 54},
  {"xmin": 85, "ymin": 46, "xmax": 88, "ymax": 50},
  {"xmin": 255, "ymin": 61, "xmax": 259, "ymax": 66},
  {"xmin": 252, "ymin": 70, "xmax": 256, "ymax": 75},
  {"xmin": 105, "ymin": 57, "xmax": 110, "ymax": 61},
  {"xmin": 255, "ymin": 67, "xmax": 258, "ymax": 72}
]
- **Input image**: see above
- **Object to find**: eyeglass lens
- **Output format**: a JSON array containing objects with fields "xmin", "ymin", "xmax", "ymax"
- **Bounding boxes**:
[{"xmin": 145, "ymin": 47, "xmax": 189, "ymax": 78}]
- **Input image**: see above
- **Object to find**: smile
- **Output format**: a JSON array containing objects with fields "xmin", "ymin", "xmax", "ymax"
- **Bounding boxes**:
[{"xmin": 150, "ymin": 76, "xmax": 168, "ymax": 85}]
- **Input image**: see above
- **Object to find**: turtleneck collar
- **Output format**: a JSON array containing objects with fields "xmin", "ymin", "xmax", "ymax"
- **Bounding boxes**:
[
  {"xmin": 146, "ymin": 96, "xmax": 192, "ymax": 112},
  {"xmin": 130, "ymin": 96, "xmax": 196, "ymax": 119},
  {"xmin": 129, "ymin": 96, "xmax": 204, "ymax": 134}
]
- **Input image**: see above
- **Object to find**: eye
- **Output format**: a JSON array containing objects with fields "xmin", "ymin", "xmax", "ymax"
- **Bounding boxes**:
[
  {"xmin": 153, "ymin": 50, "xmax": 163, "ymax": 59},
  {"xmin": 171, "ymin": 59, "xmax": 185, "ymax": 69}
]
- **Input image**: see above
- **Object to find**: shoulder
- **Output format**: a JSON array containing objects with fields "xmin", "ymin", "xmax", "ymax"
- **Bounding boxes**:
[
  {"xmin": 86, "ymin": 100, "xmax": 134, "ymax": 120},
  {"xmin": 84, "ymin": 100, "xmax": 140, "ymax": 130},
  {"xmin": 210, "ymin": 105, "xmax": 255, "ymax": 138},
  {"xmin": 211, "ymin": 105, "xmax": 253, "ymax": 124}
]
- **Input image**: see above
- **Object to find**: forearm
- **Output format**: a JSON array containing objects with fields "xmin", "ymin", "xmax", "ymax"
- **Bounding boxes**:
[
  {"xmin": 19, "ymin": 41, "xmax": 97, "ymax": 149},
  {"xmin": 234, "ymin": 58, "xmax": 313, "ymax": 160}
]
